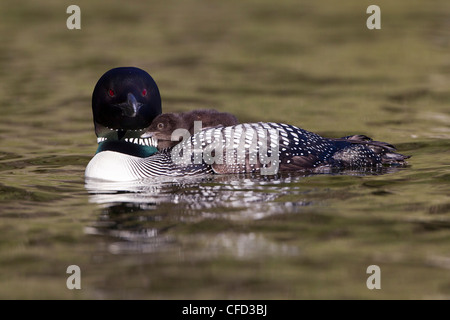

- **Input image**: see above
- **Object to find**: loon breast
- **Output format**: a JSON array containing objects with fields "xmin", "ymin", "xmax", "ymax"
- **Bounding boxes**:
[
  {"xmin": 85, "ymin": 151, "xmax": 154, "ymax": 181},
  {"xmin": 85, "ymin": 150, "xmax": 213, "ymax": 181}
]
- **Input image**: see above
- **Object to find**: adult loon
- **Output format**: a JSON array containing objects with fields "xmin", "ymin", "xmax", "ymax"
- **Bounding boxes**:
[
  {"xmin": 144, "ymin": 109, "xmax": 239, "ymax": 150},
  {"xmin": 85, "ymin": 67, "xmax": 409, "ymax": 181},
  {"xmin": 91, "ymin": 66, "xmax": 162, "ymax": 155}
]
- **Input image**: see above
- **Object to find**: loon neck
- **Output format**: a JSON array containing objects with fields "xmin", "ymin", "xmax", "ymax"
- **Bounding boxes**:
[{"xmin": 96, "ymin": 140, "xmax": 158, "ymax": 158}]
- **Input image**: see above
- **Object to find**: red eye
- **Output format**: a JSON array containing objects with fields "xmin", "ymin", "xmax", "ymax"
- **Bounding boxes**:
[
  {"xmin": 108, "ymin": 89, "xmax": 115, "ymax": 97},
  {"xmin": 142, "ymin": 89, "xmax": 147, "ymax": 97}
]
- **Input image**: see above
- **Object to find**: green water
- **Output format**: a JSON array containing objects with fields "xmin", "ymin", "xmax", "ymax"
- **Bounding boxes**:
[{"xmin": 0, "ymin": 0, "xmax": 449, "ymax": 299}]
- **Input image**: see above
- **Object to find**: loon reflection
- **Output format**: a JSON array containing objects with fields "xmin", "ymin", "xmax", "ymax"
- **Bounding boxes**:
[
  {"xmin": 85, "ymin": 168, "xmax": 404, "ymax": 255},
  {"xmin": 85, "ymin": 167, "xmax": 402, "ymax": 217}
]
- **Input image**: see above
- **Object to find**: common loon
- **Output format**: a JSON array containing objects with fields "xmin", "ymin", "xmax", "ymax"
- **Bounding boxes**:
[
  {"xmin": 143, "ymin": 109, "xmax": 239, "ymax": 150},
  {"xmin": 85, "ymin": 67, "xmax": 409, "ymax": 181}
]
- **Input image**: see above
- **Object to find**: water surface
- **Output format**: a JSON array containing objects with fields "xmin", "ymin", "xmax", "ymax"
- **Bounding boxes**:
[{"xmin": 0, "ymin": 0, "xmax": 449, "ymax": 299}]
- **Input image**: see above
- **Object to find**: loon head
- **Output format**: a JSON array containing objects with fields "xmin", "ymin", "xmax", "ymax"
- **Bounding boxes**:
[
  {"xmin": 92, "ymin": 67, "xmax": 162, "ymax": 141},
  {"xmin": 91, "ymin": 67, "xmax": 161, "ymax": 157}
]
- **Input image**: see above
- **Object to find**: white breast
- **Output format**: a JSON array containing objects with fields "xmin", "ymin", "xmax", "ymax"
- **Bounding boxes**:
[{"xmin": 85, "ymin": 151, "xmax": 142, "ymax": 181}]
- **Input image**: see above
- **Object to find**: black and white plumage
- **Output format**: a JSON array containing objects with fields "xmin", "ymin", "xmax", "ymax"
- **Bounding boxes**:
[
  {"xmin": 85, "ymin": 122, "xmax": 409, "ymax": 181},
  {"xmin": 167, "ymin": 122, "xmax": 408, "ymax": 174}
]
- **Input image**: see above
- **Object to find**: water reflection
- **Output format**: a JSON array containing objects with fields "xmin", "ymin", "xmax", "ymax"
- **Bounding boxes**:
[
  {"xmin": 84, "ymin": 173, "xmax": 311, "ymax": 257},
  {"xmin": 103, "ymin": 231, "xmax": 301, "ymax": 258},
  {"xmin": 85, "ymin": 167, "xmax": 402, "ymax": 210},
  {"xmin": 84, "ymin": 168, "xmax": 402, "ymax": 258},
  {"xmin": 85, "ymin": 173, "xmax": 312, "ymax": 218}
]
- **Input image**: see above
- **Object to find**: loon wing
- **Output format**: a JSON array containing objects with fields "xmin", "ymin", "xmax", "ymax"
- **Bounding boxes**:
[{"xmin": 175, "ymin": 122, "xmax": 338, "ymax": 174}]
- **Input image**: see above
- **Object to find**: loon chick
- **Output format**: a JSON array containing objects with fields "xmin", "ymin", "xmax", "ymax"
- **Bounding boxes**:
[{"xmin": 143, "ymin": 109, "xmax": 239, "ymax": 150}]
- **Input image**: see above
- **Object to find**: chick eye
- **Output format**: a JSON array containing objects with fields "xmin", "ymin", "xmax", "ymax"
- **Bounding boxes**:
[
  {"xmin": 108, "ymin": 89, "xmax": 115, "ymax": 97},
  {"xmin": 142, "ymin": 89, "xmax": 147, "ymax": 97},
  {"xmin": 157, "ymin": 122, "xmax": 164, "ymax": 130}
]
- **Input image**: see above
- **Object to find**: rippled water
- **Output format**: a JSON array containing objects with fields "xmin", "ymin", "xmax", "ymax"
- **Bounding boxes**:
[{"xmin": 1, "ymin": 0, "xmax": 449, "ymax": 299}]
